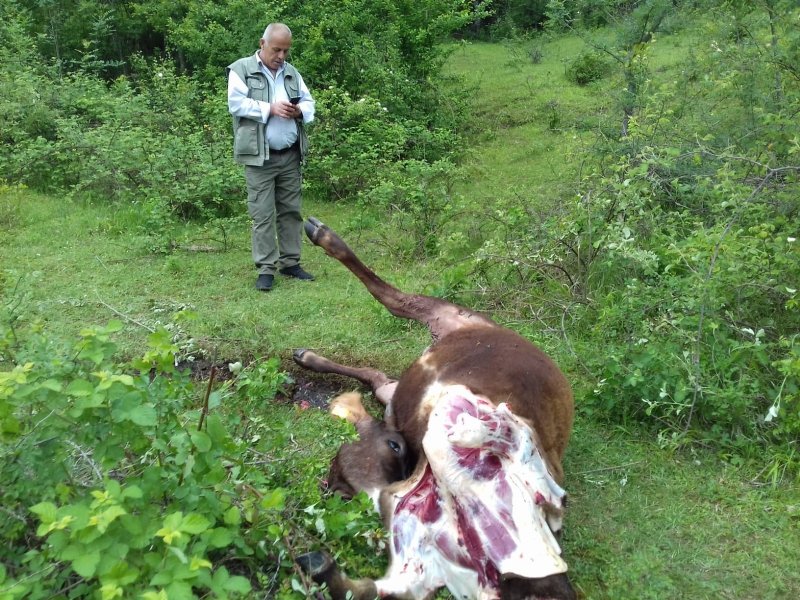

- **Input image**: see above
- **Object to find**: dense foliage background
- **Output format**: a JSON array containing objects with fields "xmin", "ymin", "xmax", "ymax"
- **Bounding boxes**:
[{"xmin": 1, "ymin": 0, "xmax": 799, "ymax": 598}]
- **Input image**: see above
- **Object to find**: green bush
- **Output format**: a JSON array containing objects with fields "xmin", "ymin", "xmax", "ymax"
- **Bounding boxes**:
[
  {"xmin": 0, "ymin": 311, "xmax": 384, "ymax": 598},
  {"xmin": 574, "ymin": 146, "xmax": 799, "ymax": 454},
  {"xmin": 305, "ymin": 88, "xmax": 460, "ymax": 202},
  {"xmin": 1, "ymin": 58, "xmax": 243, "ymax": 222},
  {"xmin": 358, "ymin": 158, "xmax": 464, "ymax": 258},
  {"xmin": 566, "ymin": 50, "xmax": 613, "ymax": 85}
]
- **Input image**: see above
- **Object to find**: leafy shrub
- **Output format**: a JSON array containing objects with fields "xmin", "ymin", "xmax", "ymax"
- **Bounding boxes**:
[
  {"xmin": 305, "ymin": 87, "xmax": 459, "ymax": 202},
  {"xmin": 466, "ymin": 83, "xmax": 799, "ymax": 472},
  {"xmin": 358, "ymin": 159, "xmax": 465, "ymax": 258},
  {"xmin": 573, "ymin": 148, "xmax": 799, "ymax": 460},
  {"xmin": 0, "ymin": 57, "xmax": 243, "ymax": 227},
  {"xmin": 0, "ymin": 311, "xmax": 385, "ymax": 597},
  {"xmin": 566, "ymin": 51, "xmax": 613, "ymax": 85}
]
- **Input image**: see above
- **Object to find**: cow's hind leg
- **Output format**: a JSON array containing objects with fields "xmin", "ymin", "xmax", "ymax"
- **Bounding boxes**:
[
  {"xmin": 304, "ymin": 217, "xmax": 495, "ymax": 342},
  {"xmin": 293, "ymin": 348, "xmax": 397, "ymax": 407}
]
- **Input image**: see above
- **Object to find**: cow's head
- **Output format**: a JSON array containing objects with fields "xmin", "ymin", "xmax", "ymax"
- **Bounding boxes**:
[{"xmin": 326, "ymin": 392, "xmax": 410, "ymax": 501}]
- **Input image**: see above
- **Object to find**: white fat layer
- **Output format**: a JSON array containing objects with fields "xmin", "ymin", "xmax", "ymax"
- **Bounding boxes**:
[
  {"xmin": 378, "ymin": 465, "xmax": 490, "ymax": 599},
  {"xmin": 427, "ymin": 385, "xmax": 567, "ymax": 579},
  {"xmin": 379, "ymin": 384, "xmax": 568, "ymax": 599}
]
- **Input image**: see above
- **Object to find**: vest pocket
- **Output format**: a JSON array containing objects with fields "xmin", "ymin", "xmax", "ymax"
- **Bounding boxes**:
[{"xmin": 235, "ymin": 120, "xmax": 260, "ymax": 156}]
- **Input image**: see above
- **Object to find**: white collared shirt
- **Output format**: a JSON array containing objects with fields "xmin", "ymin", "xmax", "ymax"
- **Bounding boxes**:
[{"xmin": 227, "ymin": 52, "xmax": 315, "ymax": 151}]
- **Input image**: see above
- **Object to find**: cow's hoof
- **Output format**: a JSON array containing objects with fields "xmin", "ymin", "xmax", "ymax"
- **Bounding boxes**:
[
  {"xmin": 293, "ymin": 348, "xmax": 309, "ymax": 366},
  {"xmin": 304, "ymin": 217, "xmax": 326, "ymax": 244},
  {"xmin": 296, "ymin": 550, "xmax": 335, "ymax": 581}
]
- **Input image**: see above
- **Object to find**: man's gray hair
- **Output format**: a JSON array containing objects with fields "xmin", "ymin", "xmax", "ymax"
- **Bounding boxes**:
[{"xmin": 263, "ymin": 23, "xmax": 292, "ymax": 42}]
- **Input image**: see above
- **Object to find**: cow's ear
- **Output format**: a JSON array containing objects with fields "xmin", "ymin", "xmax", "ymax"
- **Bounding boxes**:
[{"xmin": 329, "ymin": 391, "xmax": 371, "ymax": 426}]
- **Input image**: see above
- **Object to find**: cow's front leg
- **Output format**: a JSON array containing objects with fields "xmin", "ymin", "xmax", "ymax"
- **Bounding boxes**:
[
  {"xmin": 296, "ymin": 551, "xmax": 435, "ymax": 600},
  {"xmin": 293, "ymin": 348, "xmax": 397, "ymax": 406},
  {"xmin": 296, "ymin": 552, "xmax": 378, "ymax": 600}
]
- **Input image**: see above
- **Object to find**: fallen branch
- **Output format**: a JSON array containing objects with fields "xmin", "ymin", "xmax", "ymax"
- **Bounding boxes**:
[{"xmin": 95, "ymin": 293, "xmax": 156, "ymax": 333}]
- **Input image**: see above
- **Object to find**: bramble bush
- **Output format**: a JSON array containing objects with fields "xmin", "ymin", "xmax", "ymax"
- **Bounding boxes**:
[
  {"xmin": 0, "ymin": 55, "xmax": 242, "ymax": 223},
  {"xmin": 470, "ymin": 141, "xmax": 799, "ymax": 473},
  {"xmin": 1, "ymin": 0, "xmax": 475, "ymax": 233},
  {"xmin": 565, "ymin": 51, "xmax": 613, "ymax": 85},
  {"xmin": 0, "ymin": 298, "xmax": 386, "ymax": 598},
  {"xmin": 357, "ymin": 158, "xmax": 465, "ymax": 259},
  {"xmin": 466, "ymin": 3, "xmax": 800, "ymax": 474},
  {"xmin": 305, "ymin": 87, "xmax": 461, "ymax": 205}
]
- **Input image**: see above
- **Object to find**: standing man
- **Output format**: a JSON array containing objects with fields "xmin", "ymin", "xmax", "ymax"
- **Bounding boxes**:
[{"xmin": 227, "ymin": 23, "xmax": 315, "ymax": 292}]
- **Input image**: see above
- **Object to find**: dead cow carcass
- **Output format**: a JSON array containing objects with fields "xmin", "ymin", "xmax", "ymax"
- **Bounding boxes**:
[{"xmin": 294, "ymin": 218, "xmax": 576, "ymax": 600}]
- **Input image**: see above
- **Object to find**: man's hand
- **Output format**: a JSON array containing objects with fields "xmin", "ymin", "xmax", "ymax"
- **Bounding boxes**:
[{"xmin": 271, "ymin": 100, "xmax": 301, "ymax": 119}]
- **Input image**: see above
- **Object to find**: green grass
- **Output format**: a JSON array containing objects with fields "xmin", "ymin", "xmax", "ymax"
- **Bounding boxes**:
[
  {"xmin": 1, "ymin": 188, "xmax": 431, "ymax": 374},
  {"xmin": 567, "ymin": 418, "xmax": 800, "ymax": 599},
  {"xmin": 445, "ymin": 36, "xmax": 612, "ymax": 203},
  {"xmin": 3, "ymin": 24, "xmax": 800, "ymax": 600}
]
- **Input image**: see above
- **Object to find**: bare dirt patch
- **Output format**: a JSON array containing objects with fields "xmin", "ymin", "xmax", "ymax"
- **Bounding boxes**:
[
  {"xmin": 181, "ymin": 358, "xmax": 350, "ymax": 411},
  {"xmin": 288, "ymin": 374, "xmax": 345, "ymax": 410}
]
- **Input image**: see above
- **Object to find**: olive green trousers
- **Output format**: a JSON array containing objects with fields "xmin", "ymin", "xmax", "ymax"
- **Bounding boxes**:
[{"xmin": 244, "ymin": 148, "xmax": 303, "ymax": 276}]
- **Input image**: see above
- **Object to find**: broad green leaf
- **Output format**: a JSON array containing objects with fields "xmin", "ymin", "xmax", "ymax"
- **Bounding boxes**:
[
  {"xmin": 189, "ymin": 556, "xmax": 212, "ymax": 571},
  {"xmin": 211, "ymin": 566, "xmax": 230, "ymax": 586},
  {"xmin": 180, "ymin": 513, "xmax": 210, "ymax": 535},
  {"xmin": 11, "ymin": 383, "xmax": 38, "ymax": 398},
  {"xmin": 156, "ymin": 512, "xmax": 184, "ymax": 545},
  {"xmin": 205, "ymin": 414, "xmax": 228, "ymax": 445},
  {"xmin": 155, "ymin": 526, "xmax": 182, "ymax": 545},
  {"xmin": 40, "ymin": 379, "xmax": 62, "ymax": 392},
  {"xmin": 190, "ymin": 430, "xmax": 212, "ymax": 452},
  {"xmin": 208, "ymin": 390, "xmax": 222, "ymax": 410},
  {"xmin": 206, "ymin": 527, "xmax": 233, "ymax": 548},
  {"xmin": 100, "ymin": 557, "xmax": 137, "ymax": 585},
  {"xmin": 129, "ymin": 404, "xmax": 157, "ymax": 426},
  {"xmin": 224, "ymin": 575, "xmax": 252, "ymax": 593},
  {"xmin": 223, "ymin": 507, "xmax": 241, "ymax": 527},
  {"xmin": 66, "ymin": 379, "xmax": 95, "ymax": 397},
  {"xmin": 170, "ymin": 564, "xmax": 196, "ymax": 581},
  {"xmin": 30, "ymin": 502, "xmax": 57, "ymax": 523},
  {"xmin": 165, "ymin": 581, "xmax": 193, "ymax": 600},
  {"xmin": 103, "ymin": 320, "xmax": 125, "ymax": 333},
  {"xmin": 60, "ymin": 543, "xmax": 83, "ymax": 561},
  {"xmin": 150, "ymin": 570, "xmax": 172, "ymax": 586},
  {"xmin": 74, "ymin": 393, "xmax": 105, "ymax": 411},
  {"xmin": 91, "ymin": 505, "xmax": 127, "ymax": 533},
  {"xmin": 181, "ymin": 453, "xmax": 195, "ymax": 481},
  {"xmin": 122, "ymin": 485, "xmax": 143, "ymax": 499},
  {"xmin": 100, "ymin": 583, "xmax": 122, "ymax": 600},
  {"xmin": 72, "ymin": 551, "xmax": 101, "ymax": 578},
  {"xmin": 260, "ymin": 488, "xmax": 286, "ymax": 511},
  {"xmin": 105, "ymin": 479, "xmax": 121, "ymax": 498}
]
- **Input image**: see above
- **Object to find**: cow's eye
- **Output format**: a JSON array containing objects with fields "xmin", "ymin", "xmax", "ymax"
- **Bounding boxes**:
[{"xmin": 387, "ymin": 439, "xmax": 402, "ymax": 454}]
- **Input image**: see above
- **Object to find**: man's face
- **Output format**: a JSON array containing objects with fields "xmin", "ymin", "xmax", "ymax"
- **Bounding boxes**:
[{"xmin": 259, "ymin": 31, "xmax": 292, "ymax": 72}]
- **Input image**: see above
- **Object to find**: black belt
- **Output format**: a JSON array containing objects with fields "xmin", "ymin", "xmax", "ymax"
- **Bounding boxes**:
[{"xmin": 269, "ymin": 142, "xmax": 298, "ymax": 155}]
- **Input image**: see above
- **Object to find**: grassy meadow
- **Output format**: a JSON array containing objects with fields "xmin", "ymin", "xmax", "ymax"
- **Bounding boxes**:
[{"xmin": 3, "ymin": 29, "xmax": 799, "ymax": 600}]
